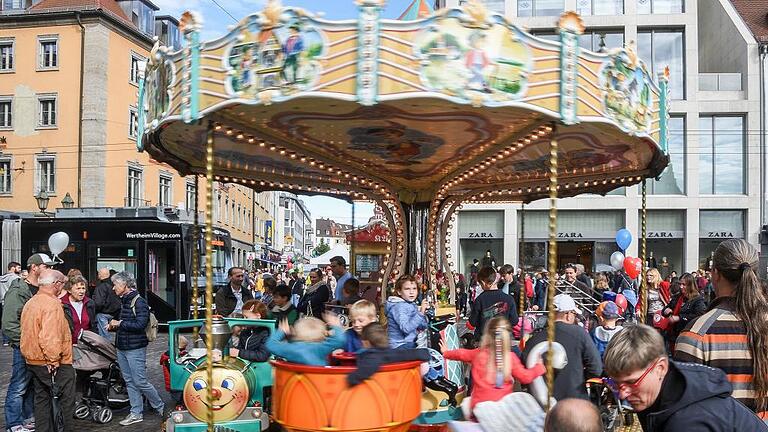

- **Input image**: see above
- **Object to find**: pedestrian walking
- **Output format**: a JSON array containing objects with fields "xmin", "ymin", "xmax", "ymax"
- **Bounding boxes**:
[
  {"xmin": 92, "ymin": 268, "xmax": 121, "ymax": 341},
  {"xmin": 605, "ymin": 324, "xmax": 767, "ymax": 431},
  {"xmin": 108, "ymin": 271, "xmax": 164, "ymax": 425},
  {"xmin": 675, "ymin": 239, "xmax": 768, "ymax": 418},
  {"xmin": 2, "ymin": 253, "xmax": 54, "ymax": 432},
  {"xmin": 20, "ymin": 269, "xmax": 76, "ymax": 432},
  {"xmin": 329, "ymin": 256, "xmax": 354, "ymax": 302},
  {"xmin": 0, "ymin": 261, "xmax": 22, "ymax": 346},
  {"xmin": 522, "ymin": 294, "xmax": 602, "ymax": 400}
]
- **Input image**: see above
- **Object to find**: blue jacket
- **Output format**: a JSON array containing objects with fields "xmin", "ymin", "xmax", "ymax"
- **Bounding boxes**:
[
  {"xmin": 385, "ymin": 296, "xmax": 427, "ymax": 349},
  {"xmin": 639, "ymin": 361, "xmax": 768, "ymax": 432},
  {"xmin": 265, "ymin": 325, "xmax": 345, "ymax": 366},
  {"xmin": 344, "ymin": 328, "xmax": 363, "ymax": 353},
  {"xmin": 115, "ymin": 290, "xmax": 149, "ymax": 351}
]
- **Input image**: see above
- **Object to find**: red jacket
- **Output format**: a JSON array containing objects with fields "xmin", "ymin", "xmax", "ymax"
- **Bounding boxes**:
[
  {"xmin": 442, "ymin": 348, "xmax": 545, "ymax": 413},
  {"xmin": 60, "ymin": 295, "xmax": 94, "ymax": 344}
]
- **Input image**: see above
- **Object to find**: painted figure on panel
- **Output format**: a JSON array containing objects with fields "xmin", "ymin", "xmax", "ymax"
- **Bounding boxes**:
[{"xmin": 601, "ymin": 46, "xmax": 653, "ymax": 132}]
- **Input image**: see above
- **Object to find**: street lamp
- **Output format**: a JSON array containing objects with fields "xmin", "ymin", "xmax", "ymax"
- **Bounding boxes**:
[
  {"xmin": 61, "ymin": 192, "xmax": 74, "ymax": 209},
  {"xmin": 35, "ymin": 189, "xmax": 50, "ymax": 216}
]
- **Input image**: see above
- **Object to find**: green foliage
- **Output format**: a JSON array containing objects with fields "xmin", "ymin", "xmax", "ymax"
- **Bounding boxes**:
[
  {"xmin": 312, "ymin": 238, "xmax": 330, "ymax": 257},
  {"xmin": 306, "ymin": 42, "xmax": 323, "ymax": 59}
]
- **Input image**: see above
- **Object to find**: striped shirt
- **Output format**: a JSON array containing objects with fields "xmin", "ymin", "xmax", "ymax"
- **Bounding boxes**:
[{"xmin": 674, "ymin": 297, "xmax": 762, "ymax": 415}]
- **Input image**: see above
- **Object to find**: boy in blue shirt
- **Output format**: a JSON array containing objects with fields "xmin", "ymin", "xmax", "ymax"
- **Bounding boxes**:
[{"xmin": 266, "ymin": 313, "xmax": 345, "ymax": 366}]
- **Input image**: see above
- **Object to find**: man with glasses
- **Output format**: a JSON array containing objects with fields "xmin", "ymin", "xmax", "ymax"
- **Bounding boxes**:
[
  {"xmin": 2, "ymin": 253, "xmax": 55, "ymax": 432},
  {"xmin": 522, "ymin": 294, "xmax": 602, "ymax": 400},
  {"xmin": 20, "ymin": 269, "xmax": 76, "ymax": 432},
  {"xmin": 603, "ymin": 324, "xmax": 767, "ymax": 431}
]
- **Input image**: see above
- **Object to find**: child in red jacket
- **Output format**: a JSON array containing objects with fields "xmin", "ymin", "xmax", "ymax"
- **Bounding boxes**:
[
  {"xmin": 160, "ymin": 335, "xmax": 188, "ymax": 405},
  {"xmin": 440, "ymin": 316, "xmax": 545, "ymax": 419}
]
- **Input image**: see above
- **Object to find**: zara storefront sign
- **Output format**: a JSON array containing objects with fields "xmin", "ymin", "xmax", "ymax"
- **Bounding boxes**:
[
  {"xmin": 467, "ymin": 232, "xmax": 496, "ymax": 238},
  {"xmin": 648, "ymin": 231, "xmax": 684, "ymax": 239},
  {"xmin": 707, "ymin": 231, "xmax": 736, "ymax": 239}
]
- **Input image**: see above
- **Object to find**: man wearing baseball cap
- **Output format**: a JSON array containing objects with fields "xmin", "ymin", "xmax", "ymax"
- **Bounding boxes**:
[
  {"xmin": 522, "ymin": 294, "xmax": 602, "ymax": 400},
  {"xmin": 2, "ymin": 253, "xmax": 55, "ymax": 432}
]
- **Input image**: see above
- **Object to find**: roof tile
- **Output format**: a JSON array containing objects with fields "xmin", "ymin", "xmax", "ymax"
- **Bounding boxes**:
[
  {"xmin": 730, "ymin": 0, "xmax": 768, "ymax": 42},
  {"xmin": 30, "ymin": 0, "xmax": 133, "ymax": 26}
]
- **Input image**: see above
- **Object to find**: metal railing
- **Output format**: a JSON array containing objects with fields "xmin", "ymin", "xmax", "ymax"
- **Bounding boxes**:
[
  {"xmin": 699, "ymin": 73, "xmax": 742, "ymax": 91},
  {"xmin": 555, "ymin": 279, "xmax": 601, "ymax": 317},
  {"xmin": 124, "ymin": 197, "xmax": 152, "ymax": 207}
]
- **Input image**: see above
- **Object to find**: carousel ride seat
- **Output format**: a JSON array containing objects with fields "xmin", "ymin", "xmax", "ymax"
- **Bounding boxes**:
[{"xmin": 271, "ymin": 359, "xmax": 424, "ymax": 432}]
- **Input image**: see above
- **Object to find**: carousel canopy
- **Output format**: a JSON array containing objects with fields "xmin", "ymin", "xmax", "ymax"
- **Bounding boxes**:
[{"xmin": 138, "ymin": 0, "xmax": 669, "ymax": 206}]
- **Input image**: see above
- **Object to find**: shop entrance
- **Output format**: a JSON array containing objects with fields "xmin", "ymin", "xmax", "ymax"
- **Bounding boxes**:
[{"xmin": 557, "ymin": 241, "xmax": 594, "ymax": 270}]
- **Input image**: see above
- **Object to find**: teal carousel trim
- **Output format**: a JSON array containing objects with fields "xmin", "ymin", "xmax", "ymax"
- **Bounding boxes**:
[
  {"xmin": 181, "ymin": 11, "xmax": 202, "ymax": 123},
  {"xmin": 558, "ymin": 12, "xmax": 584, "ymax": 125},
  {"xmin": 136, "ymin": 76, "xmax": 146, "ymax": 151},
  {"xmin": 658, "ymin": 68, "xmax": 670, "ymax": 153},
  {"xmin": 356, "ymin": 0, "xmax": 383, "ymax": 105}
]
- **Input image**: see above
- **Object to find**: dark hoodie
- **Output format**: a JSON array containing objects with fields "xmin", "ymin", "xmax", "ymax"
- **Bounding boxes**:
[
  {"xmin": 235, "ymin": 326, "xmax": 271, "ymax": 362},
  {"xmin": 347, "ymin": 347, "xmax": 430, "ymax": 387},
  {"xmin": 639, "ymin": 361, "xmax": 768, "ymax": 432}
]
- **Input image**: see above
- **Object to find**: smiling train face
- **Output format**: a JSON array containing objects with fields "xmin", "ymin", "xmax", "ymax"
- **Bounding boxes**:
[{"xmin": 183, "ymin": 364, "xmax": 250, "ymax": 422}]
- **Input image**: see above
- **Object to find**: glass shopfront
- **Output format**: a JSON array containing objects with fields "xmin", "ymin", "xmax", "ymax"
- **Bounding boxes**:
[
  {"xmin": 699, "ymin": 210, "xmax": 745, "ymax": 270},
  {"xmin": 645, "ymin": 210, "xmax": 685, "ymax": 278},
  {"xmin": 458, "ymin": 211, "xmax": 504, "ymax": 278},
  {"xmin": 519, "ymin": 210, "xmax": 624, "ymax": 272}
]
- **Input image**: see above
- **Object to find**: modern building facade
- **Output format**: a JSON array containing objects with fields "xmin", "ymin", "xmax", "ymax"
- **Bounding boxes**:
[
  {"xmin": 445, "ymin": 0, "xmax": 764, "ymax": 278},
  {"xmin": 274, "ymin": 192, "xmax": 312, "ymax": 264},
  {"xmin": 0, "ymin": 0, "xmax": 275, "ymax": 268}
]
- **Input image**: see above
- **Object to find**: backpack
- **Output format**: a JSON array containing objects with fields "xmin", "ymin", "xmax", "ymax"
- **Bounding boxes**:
[{"xmin": 130, "ymin": 295, "xmax": 159, "ymax": 342}]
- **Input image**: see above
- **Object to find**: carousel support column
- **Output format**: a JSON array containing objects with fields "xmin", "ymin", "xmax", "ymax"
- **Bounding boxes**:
[
  {"xmin": 356, "ymin": 0, "xmax": 382, "ymax": 106},
  {"xmin": 402, "ymin": 202, "xmax": 430, "ymax": 280},
  {"xmin": 519, "ymin": 203, "xmax": 526, "ymax": 324},
  {"xmin": 204, "ymin": 125, "xmax": 215, "ymax": 431},
  {"xmin": 192, "ymin": 175, "xmax": 200, "ymax": 341},
  {"xmin": 639, "ymin": 179, "xmax": 648, "ymax": 323},
  {"xmin": 546, "ymin": 128, "xmax": 559, "ymax": 411}
]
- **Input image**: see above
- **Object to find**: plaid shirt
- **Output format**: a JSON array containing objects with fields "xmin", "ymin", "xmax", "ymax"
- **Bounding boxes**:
[{"xmin": 674, "ymin": 297, "xmax": 761, "ymax": 415}]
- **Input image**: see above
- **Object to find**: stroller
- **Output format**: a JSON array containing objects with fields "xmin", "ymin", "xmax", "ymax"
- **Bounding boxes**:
[{"xmin": 72, "ymin": 330, "xmax": 130, "ymax": 424}]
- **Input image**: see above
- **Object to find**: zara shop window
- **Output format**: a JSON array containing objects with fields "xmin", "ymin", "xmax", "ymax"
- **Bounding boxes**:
[
  {"xmin": 637, "ymin": 29, "xmax": 685, "ymax": 100},
  {"xmin": 698, "ymin": 115, "xmax": 745, "ymax": 195}
]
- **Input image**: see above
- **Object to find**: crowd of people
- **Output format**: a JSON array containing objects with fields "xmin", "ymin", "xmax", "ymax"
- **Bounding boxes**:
[{"xmin": 2, "ymin": 240, "xmax": 768, "ymax": 432}]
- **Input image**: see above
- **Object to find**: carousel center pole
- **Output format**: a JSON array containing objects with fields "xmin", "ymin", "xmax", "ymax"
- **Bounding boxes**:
[
  {"xmin": 204, "ymin": 124, "xmax": 215, "ymax": 431},
  {"xmin": 639, "ymin": 179, "xmax": 648, "ymax": 323},
  {"xmin": 546, "ymin": 126, "xmax": 558, "ymax": 411}
]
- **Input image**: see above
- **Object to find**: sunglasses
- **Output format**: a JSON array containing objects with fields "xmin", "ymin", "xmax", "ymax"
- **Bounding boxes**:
[{"xmin": 609, "ymin": 357, "xmax": 662, "ymax": 395}]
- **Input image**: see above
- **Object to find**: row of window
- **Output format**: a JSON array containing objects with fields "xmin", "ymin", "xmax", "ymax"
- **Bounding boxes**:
[
  {"xmin": 0, "ymin": 35, "xmax": 58, "ymax": 73},
  {"xmin": 213, "ymin": 193, "xmax": 252, "ymax": 233},
  {"xmin": 512, "ymin": 0, "xmax": 683, "ymax": 16},
  {"xmin": 0, "ymin": 36, "xmax": 147, "ymax": 88},
  {"xmin": 0, "ymin": 154, "xmax": 55, "ymax": 194}
]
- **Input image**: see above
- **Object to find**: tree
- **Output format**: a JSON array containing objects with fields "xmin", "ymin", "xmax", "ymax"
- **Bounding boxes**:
[{"xmin": 312, "ymin": 238, "xmax": 330, "ymax": 257}]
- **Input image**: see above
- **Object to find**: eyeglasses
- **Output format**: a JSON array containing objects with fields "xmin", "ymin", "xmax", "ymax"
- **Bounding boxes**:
[{"xmin": 609, "ymin": 358, "xmax": 662, "ymax": 395}]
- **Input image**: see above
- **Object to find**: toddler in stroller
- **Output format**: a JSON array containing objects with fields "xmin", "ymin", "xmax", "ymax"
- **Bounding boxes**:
[{"xmin": 72, "ymin": 330, "xmax": 130, "ymax": 424}]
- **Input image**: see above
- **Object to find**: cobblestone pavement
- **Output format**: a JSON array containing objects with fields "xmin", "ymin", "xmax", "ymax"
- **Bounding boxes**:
[
  {"xmin": 0, "ymin": 331, "xmax": 644, "ymax": 432},
  {"xmin": 1, "ymin": 334, "xmax": 172, "ymax": 432}
]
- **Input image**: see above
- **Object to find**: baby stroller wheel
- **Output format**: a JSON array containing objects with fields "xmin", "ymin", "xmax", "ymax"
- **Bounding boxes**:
[
  {"xmin": 93, "ymin": 407, "xmax": 113, "ymax": 424},
  {"xmin": 74, "ymin": 401, "xmax": 90, "ymax": 420}
]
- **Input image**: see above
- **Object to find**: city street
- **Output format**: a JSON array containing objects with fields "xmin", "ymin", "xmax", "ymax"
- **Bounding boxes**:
[{"xmin": 0, "ymin": 335, "xmax": 172, "ymax": 432}]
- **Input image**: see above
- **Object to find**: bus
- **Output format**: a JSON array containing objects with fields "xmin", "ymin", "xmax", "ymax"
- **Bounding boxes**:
[{"xmin": 1, "ymin": 207, "xmax": 233, "ymax": 323}]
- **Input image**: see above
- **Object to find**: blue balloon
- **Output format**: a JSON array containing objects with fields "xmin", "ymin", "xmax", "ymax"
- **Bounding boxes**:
[{"xmin": 615, "ymin": 228, "xmax": 632, "ymax": 250}]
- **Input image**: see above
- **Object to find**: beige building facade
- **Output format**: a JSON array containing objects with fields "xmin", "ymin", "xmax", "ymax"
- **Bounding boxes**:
[{"xmin": 0, "ymin": 0, "xmax": 268, "ymax": 261}]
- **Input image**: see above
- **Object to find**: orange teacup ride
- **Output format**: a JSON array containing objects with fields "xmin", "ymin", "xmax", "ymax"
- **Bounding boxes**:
[{"xmin": 271, "ymin": 360, "xmax": 424, "ymax": 432}]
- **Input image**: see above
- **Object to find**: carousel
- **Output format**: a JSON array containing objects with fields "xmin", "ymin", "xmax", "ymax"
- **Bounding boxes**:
[{"xmin": 139, "ymin": 0, "xmax": 669, "ymax": 430}]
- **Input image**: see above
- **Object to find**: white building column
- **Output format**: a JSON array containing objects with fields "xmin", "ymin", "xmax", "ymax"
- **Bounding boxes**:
[
  {"xmin": 625, "ymin": 207, "xmax": 639, "ymax": 258},
  {"xmin": 685, "ymin": 209, "xmax": 699, "ymax": 272},
  {"xmin": 504, "ymin": 206, "xmax": 518, "ymax": 267}
]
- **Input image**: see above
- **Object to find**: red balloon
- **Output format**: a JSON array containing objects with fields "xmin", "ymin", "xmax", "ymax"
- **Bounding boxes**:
[
  {"xmin": 623, "ymin": 256, "xmax": 642, "ymax": 279},
  {"xmin": 614, "ymin": 294, "xmax": 628, "ymax": 314}
]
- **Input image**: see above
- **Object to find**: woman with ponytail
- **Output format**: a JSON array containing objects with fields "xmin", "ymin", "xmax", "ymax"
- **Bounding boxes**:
[
  {"xmin": 675, "ymin": 239, "xmax": 768, "ymax": 418},
  {"xmin": 439, "ymin": 316, "xmax": 545, "ymax": 419}
]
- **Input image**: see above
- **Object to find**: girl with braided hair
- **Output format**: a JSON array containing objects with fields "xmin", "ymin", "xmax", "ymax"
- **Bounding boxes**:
[
  {"xmin": 675, "ymin": 239, "xmax": 768, "ymax": 418},
  {"xmin": 439, "ymin": 316, "xmax": 545, "ymax": 419}
]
